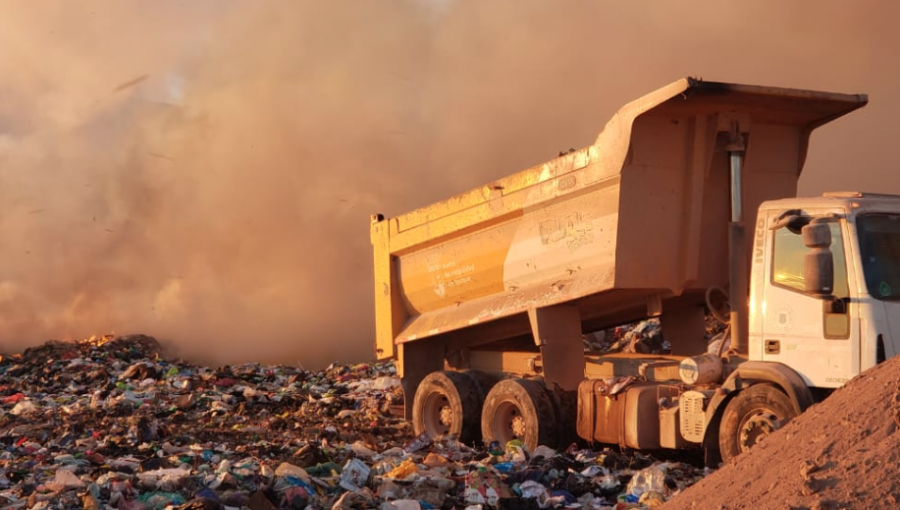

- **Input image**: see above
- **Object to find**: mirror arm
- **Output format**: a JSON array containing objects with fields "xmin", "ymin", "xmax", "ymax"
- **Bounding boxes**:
[{"xmin": 822, "ymin": 295, "xmax": 847, "ymax": 314}]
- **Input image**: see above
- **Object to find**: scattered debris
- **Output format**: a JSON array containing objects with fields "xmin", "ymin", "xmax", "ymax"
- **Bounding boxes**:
[
  {"xmin": 1, "ymin": 335, "xmax": 711, "ymax": 510},
  {"xmin": 583, "ymin": 320, "xmax": 667, "ymax": 354},
  {"xmin": 584, "ymin": 313, "xmax": 729, "ymax": 356}
]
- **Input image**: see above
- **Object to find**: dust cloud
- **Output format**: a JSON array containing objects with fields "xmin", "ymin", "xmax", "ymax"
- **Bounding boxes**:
[{"xmin": 1, "ymin": 1, "xmax": 898, "ymax": 368}]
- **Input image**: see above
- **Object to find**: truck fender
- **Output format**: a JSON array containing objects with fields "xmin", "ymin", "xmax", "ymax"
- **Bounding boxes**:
[{"xmin": 701, "ymin": 360, "xmax": 814, "ymax": 449}]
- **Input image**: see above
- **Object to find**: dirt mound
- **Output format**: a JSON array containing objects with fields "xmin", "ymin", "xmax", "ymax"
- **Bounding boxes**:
[{"xmin": 663, "ymin": 355, "xmax": 900, "ymax": 510}]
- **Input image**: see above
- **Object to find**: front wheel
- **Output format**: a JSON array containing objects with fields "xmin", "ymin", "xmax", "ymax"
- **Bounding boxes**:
[
  {"xmin": 481, "ymin": 378, "xmax": 556, "ymax": 452},
  {"xmin": 718, "ymin": 384, "xmax": 797, "ymax": 463}
]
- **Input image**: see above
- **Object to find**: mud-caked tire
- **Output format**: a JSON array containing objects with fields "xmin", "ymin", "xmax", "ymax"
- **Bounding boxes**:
[
  {"xmin": 412, "ymin": 371, "xmax": 482, "ymax": 444},
  {"xmin": 481, "ymin": 378, "xmax": 556, "ymax": 452},
  {"xmin": 719, "ymin": 384, "xmax": 797, "ymax": 463}
]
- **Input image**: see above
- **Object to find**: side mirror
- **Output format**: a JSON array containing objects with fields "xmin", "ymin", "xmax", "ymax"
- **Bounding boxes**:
[
  {"xmin": 770, "ymin": 210, "xmax": 808, "ymax": 233},
  {"xmin": 802, "ymin": 219, "xmax": 834, "ymax": 297}
]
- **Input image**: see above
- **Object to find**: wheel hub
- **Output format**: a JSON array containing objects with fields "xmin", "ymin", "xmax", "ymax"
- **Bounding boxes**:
[
  {"xmin": 739, "ymin": 411, "xmax": 779, "ymax": 451},
  {"xmin": 492, "ymin": 401, "xmax": 528, "ymax": 442},
  {"xmin": 424, "ymin": 393, "xmax": 452, "ymax": 435},
  {"xmin": 439, "ymin": 405, "xmax": 453, "ymax": 427},
  {"xmin": 511, "ymin": 415, "xmax": 527, "ymax": 438}
]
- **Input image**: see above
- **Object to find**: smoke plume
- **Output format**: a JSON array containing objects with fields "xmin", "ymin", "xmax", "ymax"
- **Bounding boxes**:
[{"xmin": 1, "ymin": 1, "xmax": 898, "ymax": 368}]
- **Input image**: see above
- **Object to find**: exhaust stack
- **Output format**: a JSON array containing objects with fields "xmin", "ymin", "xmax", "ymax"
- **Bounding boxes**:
[{"xmin": 727, "ymin": 122, "xmax": 748, "ymax": 355}]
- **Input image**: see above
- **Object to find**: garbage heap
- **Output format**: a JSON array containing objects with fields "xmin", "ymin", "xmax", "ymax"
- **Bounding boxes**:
[
  {"xmin": 1, "ymin": 335, "xmax": 708, "ymax": 510},
  {"xmin": 583, "ymin": 314, "xmax": 731, "ymax": 355},
  {"xmin": 583, "ymin": 321, "xmax": 666, "ymax": 355}
]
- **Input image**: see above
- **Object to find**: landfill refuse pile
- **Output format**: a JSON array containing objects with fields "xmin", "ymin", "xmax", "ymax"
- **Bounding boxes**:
[
  {"xmin": 0, "ymin": 335, "xmax": 710, "ymax": 510},
  {"xmin": 583, "ymin": 321, "xmax": 666, "ymax": 355},
  {"xmin": 661, "ymin": 354, "xmax": 900, "ymax": 510},
  {"xmin": 582, "ymin": 314, "xmax": 727, "ymax": 355}
]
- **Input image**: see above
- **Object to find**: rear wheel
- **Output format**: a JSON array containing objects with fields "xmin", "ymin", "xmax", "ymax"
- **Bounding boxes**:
[
  {"xmin": 718, "ymin": 384, "xmax": 797, "ymax": 463},
  {"xmin": 481, "ymin": 378, "xmax": 556, "ymax": 451},
  {"xmin": 412, "ymin": 371, "xmax": 482, "ymax": 444}
]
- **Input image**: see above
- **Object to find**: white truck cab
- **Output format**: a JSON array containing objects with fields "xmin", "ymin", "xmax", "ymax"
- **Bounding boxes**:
[{"xmin": 752, "ymin": 193, "xmax": 900, "ymax": 386}]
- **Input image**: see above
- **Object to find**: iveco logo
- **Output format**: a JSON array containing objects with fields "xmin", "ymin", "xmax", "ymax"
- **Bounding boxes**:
[{"xmin": 754, "ymin": 218, "xmax": 766, "ymax": 264}]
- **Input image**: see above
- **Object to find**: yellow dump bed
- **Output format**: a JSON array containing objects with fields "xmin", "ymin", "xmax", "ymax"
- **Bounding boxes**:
[{"xmin": 371, "ymin": 78, "xmax": 867, "ymax": 360}]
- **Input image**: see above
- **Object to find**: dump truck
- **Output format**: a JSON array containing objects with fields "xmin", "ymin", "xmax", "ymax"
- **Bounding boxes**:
[{"xmin": 370, "ymin": 77, "xmax": 897, "ymax": 462}]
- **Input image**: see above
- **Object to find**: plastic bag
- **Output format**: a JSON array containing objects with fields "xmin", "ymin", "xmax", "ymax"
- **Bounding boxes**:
[
  {"xmin": 519, "ymin": 480, "xmax": 550, "ymax": 508},
  {"xmin": 340, "ymin": 458, "xmax": 371, "ymax": 491},
  {"xmin": 10, "ymin": 400, "xmax": 37, "ymax": 416},
  {"xmin": 275, "ymin": 462, "xmax": 312, "ymax": 482},
  {"xmin": 386, "ymin": 458, "xmax": 418, "ymax": 480},
  {"xmin": 403, "ymin": 432, "xmax": 433, "ymax": 453},
  {"xmin": 626, "ymin": 465, "xmax": 667, "ymax": 497},
  {"xmin": 464, "ymin": 468, "xmax": 501, "ymax": 506}
]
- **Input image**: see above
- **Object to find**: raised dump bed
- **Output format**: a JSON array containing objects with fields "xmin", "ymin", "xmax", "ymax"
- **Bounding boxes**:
[{"xmin": 371, "ymin": 78, "xmax": 867, "ymax": 362}]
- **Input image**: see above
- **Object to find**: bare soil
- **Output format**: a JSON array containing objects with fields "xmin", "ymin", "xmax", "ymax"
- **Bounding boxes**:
[{"xmin": 662, "ymin": 355, "xmax": 900, "ymax": 510}]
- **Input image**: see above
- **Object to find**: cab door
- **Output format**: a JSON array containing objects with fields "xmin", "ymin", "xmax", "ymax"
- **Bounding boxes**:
[{"xmin": 760, "ymin": 210, "xmax": 860, "ymax": 388}]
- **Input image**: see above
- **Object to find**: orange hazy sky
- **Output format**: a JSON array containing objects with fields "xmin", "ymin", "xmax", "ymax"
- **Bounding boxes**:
[{"xmin": 1, "ymin": 1, "xmax": 897, "ymax": 368}]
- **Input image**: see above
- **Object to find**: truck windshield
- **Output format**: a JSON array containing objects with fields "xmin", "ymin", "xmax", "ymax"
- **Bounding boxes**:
[{"xmin": 857, "ymin": 214, "xmax": 900, "ymax": 300}]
